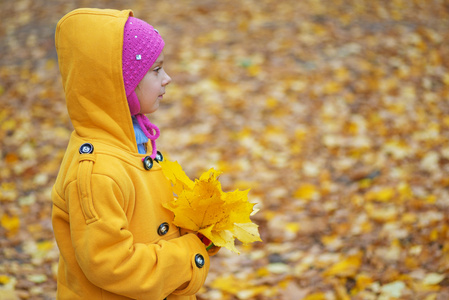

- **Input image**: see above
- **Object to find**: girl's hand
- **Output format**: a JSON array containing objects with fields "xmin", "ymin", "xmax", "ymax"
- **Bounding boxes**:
[{"xmin": 197, "ymin": 233, "xmax": 221, "ymax": 256}]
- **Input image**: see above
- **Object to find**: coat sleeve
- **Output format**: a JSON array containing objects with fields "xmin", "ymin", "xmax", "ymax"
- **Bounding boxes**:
[{"xmin": 67, "ymin": 171, "xmax": 210, "ymax": 299}]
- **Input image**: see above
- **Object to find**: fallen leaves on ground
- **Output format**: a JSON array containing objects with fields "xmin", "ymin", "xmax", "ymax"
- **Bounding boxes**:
[{"xmin": 1, "ymin": 0, "xmax": 449, "ymax": 299}]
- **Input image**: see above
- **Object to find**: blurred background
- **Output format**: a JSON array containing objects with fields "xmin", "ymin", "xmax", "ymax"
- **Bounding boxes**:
[{"xmin": 1, "ymin": 0, "xmax": 449, "ymax": 299}]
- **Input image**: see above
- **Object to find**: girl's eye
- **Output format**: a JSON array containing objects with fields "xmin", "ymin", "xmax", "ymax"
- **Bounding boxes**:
[{"xmin": 153, "ymin": 67, "xmax": 162, "ymax": 73}]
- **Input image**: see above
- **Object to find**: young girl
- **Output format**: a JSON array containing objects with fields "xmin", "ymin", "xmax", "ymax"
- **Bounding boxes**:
[{"xmin": 52, "ymin": 8, "xmax": 216, "ymax": 299}]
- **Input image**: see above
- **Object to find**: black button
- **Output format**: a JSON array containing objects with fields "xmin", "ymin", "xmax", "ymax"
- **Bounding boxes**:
[
  {"xmin": 194, "ymin": 254, "xmax": 204, "ymax": 268},
  {"xmin": 155, "ymin": 151, "xmax": 163, "ymax": 162},
  {"xmin": 79, "ymin": 143, "xmax": 94, "ymax": 154},
  {"xmin": 157, "ymin": 222, "xmax": 169, "ymax": 236},
  {"xmin": 143, "ymin": 156, "xmax": 153, "ymax": 170}
]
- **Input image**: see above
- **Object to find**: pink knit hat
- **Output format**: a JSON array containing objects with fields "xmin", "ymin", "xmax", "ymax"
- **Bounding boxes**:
[
  {"xmin": 122, "ymin": 17, "xmax": 165, "ymax": 115},
  {"xmin": 122, "ymin": 17, "xmax": 165, "ymax": 159}
]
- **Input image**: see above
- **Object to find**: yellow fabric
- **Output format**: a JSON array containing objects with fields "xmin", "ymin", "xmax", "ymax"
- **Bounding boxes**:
[{"xmin": 52, "ymin": 8, "xmax": 209, "ymax": 299}]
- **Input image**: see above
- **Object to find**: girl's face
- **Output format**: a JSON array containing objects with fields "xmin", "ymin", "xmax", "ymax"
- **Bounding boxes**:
[{"xmin": 136, "ymin": 52, "xmax": 171, "ymax": 114}]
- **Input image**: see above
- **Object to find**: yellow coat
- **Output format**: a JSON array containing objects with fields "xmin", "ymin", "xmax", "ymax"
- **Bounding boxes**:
[{"xmin": 52, "ymin": 8, "xmax": 209, "ymax": 299}]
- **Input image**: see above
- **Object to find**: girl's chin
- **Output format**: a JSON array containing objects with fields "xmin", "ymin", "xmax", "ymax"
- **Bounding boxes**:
[{"xmin": 140, "ymin": 100, "xmax": 161, "ymax": 114}]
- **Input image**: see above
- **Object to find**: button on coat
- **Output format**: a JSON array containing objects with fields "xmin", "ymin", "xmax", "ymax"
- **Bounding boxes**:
[
  {"xmin": 143, "ymin": 156, "xmax": 153, "ymax": 170},
  {"xmin": 194, "ymin": 254, "xmax": 205, "ymax": 268},
  {"xmin": 157, "ymin": 222, "xmax": 169, "ymax": 236},
  {"xmin": 79, "ymin": 143, "xmax": 94, "ymax": 154},
  {"xmin": 155, "ymin": 151, "xmax": 163, "ymax": 162}
]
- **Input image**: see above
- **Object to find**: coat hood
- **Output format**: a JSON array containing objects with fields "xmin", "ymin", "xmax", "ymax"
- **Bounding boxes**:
[{"xmin": 56, "ymin": 8, "xmax": 137, "ymax": 152}]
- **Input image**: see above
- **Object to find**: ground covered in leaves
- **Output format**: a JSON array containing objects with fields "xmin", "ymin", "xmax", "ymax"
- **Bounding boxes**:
[{"xmin": 1, "ymin": 0, "xmax": 449, "ymax": 299}]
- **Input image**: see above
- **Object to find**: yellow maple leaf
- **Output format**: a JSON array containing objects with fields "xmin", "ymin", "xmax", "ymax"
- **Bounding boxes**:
[
  {"xmin": 294, "ymin": 183, "xmax": 319, "ymax": 201},
  {"xmin": 232, "ymin": 223, "xmax": 261, "ymax": 243},
  {"xmin": 423, "ymin": 273, "xmax": 445, "ymax": 286},
  {"xmin": 0, "ymin": 275, "xmax": 10, "ymax": 285},
  {"xmin": 160, "ymin": 160, "xmax": 262, "ymax": 253},
  {"xmin": 211, "ymin": 274, "xmax": 246, "ymax": 294},
  {"xmin": 323, "ymin": 252, "xmax": 363, "ymax": 277},
  {"xmin": 365, "ymin": 187, "xmax": 395, "ymax": 202},
  {"xmin": 159, "ymin": 160, "xmax": 194, "ymax": 196},
  {"xmin": 1, "ymin": 214, "xmax": 20, "ymax": 234},
  {"xmin": 303, "ymin": 292, "xmax": 326, "ymax": 300}
]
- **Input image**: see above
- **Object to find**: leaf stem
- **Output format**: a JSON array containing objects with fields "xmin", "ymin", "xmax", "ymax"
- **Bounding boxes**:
[{"xmin": 206, "ymin": 243, "xmax": 215, "ymax": 251}]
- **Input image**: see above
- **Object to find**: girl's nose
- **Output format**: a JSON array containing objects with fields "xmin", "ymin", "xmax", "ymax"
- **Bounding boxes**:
[{"xmin": 163, "ymin": 71, "xmax": 172, "ymax": 86}]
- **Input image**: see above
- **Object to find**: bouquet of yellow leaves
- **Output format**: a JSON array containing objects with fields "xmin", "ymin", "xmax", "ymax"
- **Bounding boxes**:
[{"xmin": 159, "ymin": 160, "xmax": 262, "ymax": 253}]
